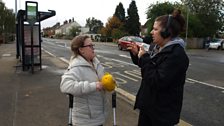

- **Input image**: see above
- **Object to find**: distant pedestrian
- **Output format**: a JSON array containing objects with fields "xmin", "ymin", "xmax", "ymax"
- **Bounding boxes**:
[
  {"xmin": 205, "ymin": 36, "xmax": 211, "ymax": 49},
  {"xmin": 129, "ymin": 9, "xmax": 189, "ymax": 126},
  {"xmin": 60, "ymin": 35, "xmax": 109, "ymax": 126}
]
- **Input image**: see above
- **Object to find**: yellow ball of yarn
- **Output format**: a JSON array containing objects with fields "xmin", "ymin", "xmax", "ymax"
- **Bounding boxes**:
[{"xmin": 101, "ymin": 72, "xmax": 116, "ymax": 92}]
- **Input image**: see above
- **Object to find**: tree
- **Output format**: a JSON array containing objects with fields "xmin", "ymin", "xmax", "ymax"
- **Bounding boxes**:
[
  {"xmin": 69, "ymin": 26, "xmax": 81, "ymax": 37},
  {"xmin": 144, "ymin": 0, "xmax": 224, "ymax": 37},
  {"xmin": 126, "ymin": 0, "xmax": 141, "ymax": 36},
  {"xmin": 146, "ymin": 2, "xmax": 175, "ymax": 33},
  {"xmin": 99, "ymin": 16, "xmax": 125, "ymax": 42},
  {"xmin": 107, "ymin": 16, "xmax": 123, "ymax": 30},
  {"xmin": 111, "ymin": 28, "xmax": 125, "ymax": 41},
  {"xmin": 114, "ymin": 2, "xmax": 125, "ymax": 22},
  {"xmin": 100, "ymin": 27, "xmax": 109, "ymax": 37},
  {"xmin": 0, "ymin": 2, "xmax": 6, "ymax": 36},
  {"xmin": 0, "ymin": 2, "xmax": 15, "ymax": 43},
  {"xmin": 103, "ymin": 16, "xmax": 123, "ymax": 37},
  {"xmin": 181, "ymin": 0, "xmax": 224, "ymax": 36},
  {"xmin": 145, "ymin": 1, "xmax": 208, "ymax": 37},
  {"xmin": 5, "ymin": 10, "xmax": 15, "ymax": 33},
  {"xmin": 85, "ymin": 17, "xmax": 104, "ymax": 34}
]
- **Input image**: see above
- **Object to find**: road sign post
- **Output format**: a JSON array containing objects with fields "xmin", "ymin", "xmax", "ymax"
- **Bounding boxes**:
[{"xmin": 25, "ymin": 1, "xmax": 38, "ymax": 73}]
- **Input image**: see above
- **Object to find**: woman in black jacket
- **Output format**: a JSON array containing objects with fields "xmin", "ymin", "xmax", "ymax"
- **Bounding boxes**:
[{"xmin": 128, "ymin": 9, "xmax": 189, "ymax": 126}]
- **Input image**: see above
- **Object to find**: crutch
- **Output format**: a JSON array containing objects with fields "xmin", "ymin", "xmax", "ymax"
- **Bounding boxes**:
[
  {"xmin": 68, "ymin": 94, "xmax": 73, "ymax": 126},
  {"xmin": 112, "ymin": 91, "xmax": 117, "ymax": 126}
]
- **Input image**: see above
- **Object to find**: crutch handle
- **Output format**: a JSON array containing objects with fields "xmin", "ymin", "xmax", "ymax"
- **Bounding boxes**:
[
  {"xmin": 112, "ymin": 92, "xmax": 117, "ymax": 126},
  {"xmin": 68, "ymin": 94, "xmax": 73, "ymax": 126},
  {"xmin": 68, "ymin": 94, "xmax": 73, "ymax": 108},
  {"xmin": 112, "ymin": 92, "xmax": 116, "ymax": 108}
]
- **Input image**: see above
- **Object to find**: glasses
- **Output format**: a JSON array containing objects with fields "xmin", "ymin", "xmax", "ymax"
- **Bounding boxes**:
[{"xmin": 81, "ymin": 44, "xmax": 95, "ymax": 49}]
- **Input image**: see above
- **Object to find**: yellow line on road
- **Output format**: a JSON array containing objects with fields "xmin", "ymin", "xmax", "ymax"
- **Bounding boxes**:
[
  {"xmin": 115, "ymin": 88, "xmax": 192, "ymax": 126},
  {"xmin": 178, "ymin": 119, "xmax": 192, "ymax": 126}
]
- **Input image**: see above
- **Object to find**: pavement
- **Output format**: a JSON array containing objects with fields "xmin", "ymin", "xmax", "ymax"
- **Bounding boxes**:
[{"xmin": 0, "ymin": 42, "xmax": 138, "ymax": 126}]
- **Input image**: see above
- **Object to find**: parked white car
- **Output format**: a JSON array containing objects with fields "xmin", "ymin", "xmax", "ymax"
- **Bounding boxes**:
[{"xmin": 208, "ymin": 39, "xmax": 224, "ymax": 50}]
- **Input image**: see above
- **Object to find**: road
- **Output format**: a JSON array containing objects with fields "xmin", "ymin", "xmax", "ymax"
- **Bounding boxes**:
[{"xmin": 42, "ymin": 38, "xmax": 224, "ymax": 126}]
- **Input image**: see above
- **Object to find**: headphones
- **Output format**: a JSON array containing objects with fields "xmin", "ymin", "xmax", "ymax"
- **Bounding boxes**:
[{"xmin": 160, "ymin": 15, "xmax": 172, "ymax": 39}]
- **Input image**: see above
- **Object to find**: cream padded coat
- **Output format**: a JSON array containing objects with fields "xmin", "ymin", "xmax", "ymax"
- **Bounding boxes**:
[{"xmin": 60, "ymin": 56, "xmax": 109, "ymax": 126}]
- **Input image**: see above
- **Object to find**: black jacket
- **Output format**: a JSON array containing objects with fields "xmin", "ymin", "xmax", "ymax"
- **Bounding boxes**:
[{"xmin": 134, "ymin": 44, "xmax": 189, "ymax": 125}]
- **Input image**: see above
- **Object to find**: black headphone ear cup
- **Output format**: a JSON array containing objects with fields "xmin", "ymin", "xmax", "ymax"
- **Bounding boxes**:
[
  {"xmin": 160, "ymin": 15, "xmax": 172, "ymax": 39},
  {"xmin": 160, "ymin": 28, "xmax": 170, "ymax": 39}
]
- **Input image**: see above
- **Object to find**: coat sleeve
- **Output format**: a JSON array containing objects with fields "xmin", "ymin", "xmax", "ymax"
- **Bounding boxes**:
[
  {"xmin": 130, "ymin": 52, "xmax": 150, "ymax": 67},
  {"xmin": 60, "ymin": 68, "xmax": 97, "ymax": 96},
  {"xmin": 129, "ymin": 52, "xmax": 139, "ymax": 66},
  {"xmin": 139, "ymin": 48, "xmax": 188, "ymax": 89}
]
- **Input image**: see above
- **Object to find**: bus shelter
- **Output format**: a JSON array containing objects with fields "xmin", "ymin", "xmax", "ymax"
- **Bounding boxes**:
[{"xmin": 16, "ymin": 1, "xmax": 55, "ymax": 73}]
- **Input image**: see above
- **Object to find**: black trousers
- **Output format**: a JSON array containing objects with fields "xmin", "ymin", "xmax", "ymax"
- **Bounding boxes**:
[{"xmin": 138, "ymin": 111, "xmax": 176, "ymax": 126}]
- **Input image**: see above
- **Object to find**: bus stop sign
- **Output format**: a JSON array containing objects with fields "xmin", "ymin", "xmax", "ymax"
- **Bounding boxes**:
[{"xmin": 25, "ymin": 1, "xmax": 38, "ymax": 25}]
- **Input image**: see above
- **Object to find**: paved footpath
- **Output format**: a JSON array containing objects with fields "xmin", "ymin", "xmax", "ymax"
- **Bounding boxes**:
[{"xmin": 0, "ymin": 42, "xmax": 138, "ymax": 126}]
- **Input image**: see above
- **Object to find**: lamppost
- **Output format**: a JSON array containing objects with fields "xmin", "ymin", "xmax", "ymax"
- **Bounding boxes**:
[
  {"xmin": 15, "ymin": 0, "xmax": 18, "ymax": 58},
  {"xmin": 185, "ymin": 6, "xmax": 189, "ymax": 43},
  {"xmin": 15, "ymin": 0, "xmax": 17, "ymax": 17},
  {"xmin": 185, "ymin": 1, "xmax": 189, "ymax": 43}
]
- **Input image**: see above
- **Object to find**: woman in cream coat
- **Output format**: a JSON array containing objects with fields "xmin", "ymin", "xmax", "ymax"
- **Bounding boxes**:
[{"xmin": 60, "ymin": 35, "xmax": 109, "ymax": 126}]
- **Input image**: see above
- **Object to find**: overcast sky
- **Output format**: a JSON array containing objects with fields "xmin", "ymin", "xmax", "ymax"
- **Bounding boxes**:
[{"xmin": 4, "ymin": 0, "xmax": 179, "ymax": 28}]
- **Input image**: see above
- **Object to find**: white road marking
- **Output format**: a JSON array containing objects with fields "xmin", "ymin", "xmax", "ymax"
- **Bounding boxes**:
[
  {"xmin": 59, "ymin": 57, "xmax": 70, "ymax": 64},
  {"xmin": 187, "ymin": 78, "xmax": 224, "ymax": 90},
  {"xmin": 42, "ymin": 49, "xmax": 56, "ymax": 57},
  {"xmin": 124, "ymin": 71, "xmax": 142, "ymax": 79},
  {"xmin": 113, "ymin": 72, "xmax": 138, "ymax": 81},
  {"xmin": 114, "ymin": 77, "xmax": 127, "ymax": 85},
  {"xmin": 185, "ymin": 79, "xmax": 195, "ymax": 84},
  {"xmin": 2, "ymin": 53, "xmax": 11, "ymax": 57},
  {"xmin": 103, "ymin": 57, "xmax": 137, "ymax": 67},
  {"xmin": 119, "ymin": 54, "xmax": 131, "ymax": 59}
]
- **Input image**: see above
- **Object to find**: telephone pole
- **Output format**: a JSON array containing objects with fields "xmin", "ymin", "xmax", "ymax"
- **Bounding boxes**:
[{"xmin": 15, "ymin": 0, "xmax": 17, "ymax": 17}]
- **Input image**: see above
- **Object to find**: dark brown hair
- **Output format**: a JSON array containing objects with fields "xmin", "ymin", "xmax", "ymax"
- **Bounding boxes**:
[
  {"xmin": 71, "ymin": 35, "xmax": 90, "ymax": 58},
  {"xmin": 155, "ymin": 9, "xmax": 186, "ymax": 38}
]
